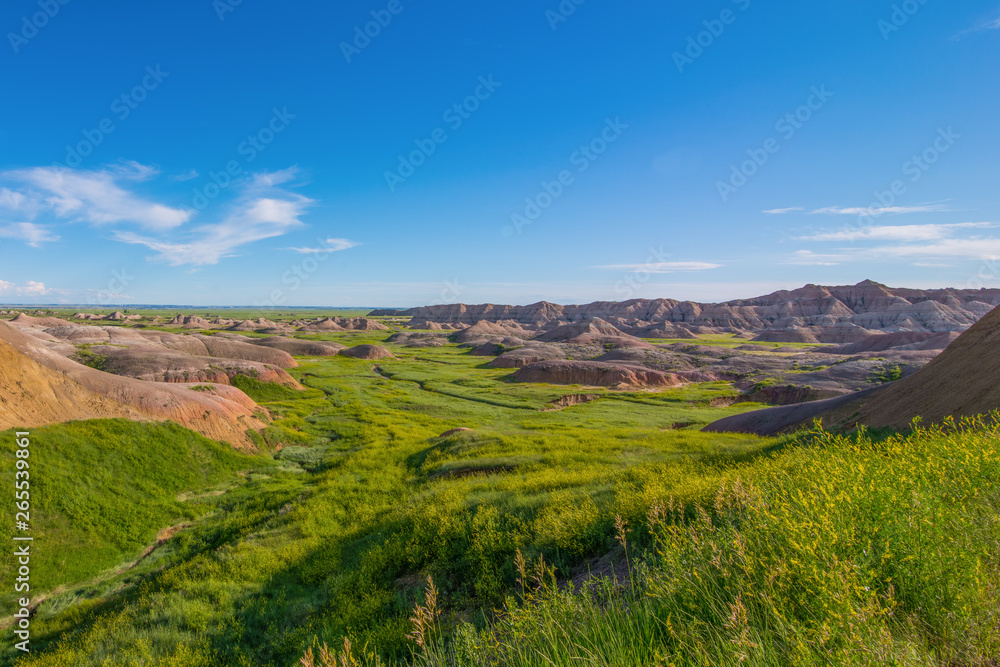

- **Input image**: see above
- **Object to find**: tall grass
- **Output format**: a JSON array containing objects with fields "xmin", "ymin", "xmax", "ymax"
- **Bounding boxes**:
[
  {"xmin": 11, "ymin": 332, "xmax": 1000, "ymax": 666},
  {"xmin": 320, "ymin": 416, "xmax": 1000, "ymax": 667}
]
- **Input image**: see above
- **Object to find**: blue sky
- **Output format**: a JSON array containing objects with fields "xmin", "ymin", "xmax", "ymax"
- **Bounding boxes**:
[{"xmin": 1, "ymin": 0, "xmax": 999, "ymax": 307}]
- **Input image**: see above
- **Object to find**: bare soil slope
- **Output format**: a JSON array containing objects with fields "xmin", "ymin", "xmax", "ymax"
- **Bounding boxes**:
[
  {"xmin": 0, "ymin": 335, "xmax": 143, "ymax": 428},
  {"xmin": 512, "ymin": 360, "xmax": 681, "ymax": 388},
  {"xmin": 0, "ymin": 321, "xmax": 266, "ymax": 449},
  {"xmin": 704, "ymin": 304, "xmax": 1000, "ymax": 435},
  {"xmin": 847, "ymin": 304, "xmax": 1000, "ymax": 428}
]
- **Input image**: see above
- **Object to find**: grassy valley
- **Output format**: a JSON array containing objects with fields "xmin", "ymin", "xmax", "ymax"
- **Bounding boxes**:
[{"xmin": 2, "ymin": 329, "xmax": 998, "ymax": 666}]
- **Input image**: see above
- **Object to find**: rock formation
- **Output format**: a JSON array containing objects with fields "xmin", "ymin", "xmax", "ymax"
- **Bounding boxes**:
[
  {"xmin": 512, "ymin": 360, "xmax": 681, "ymax": 388},
  {"xmin": 340, "ymin": 344, "xmax": 395, "ymax": 360},
  {"xmin": 393, "ymin": 281, "xmax": 1000, "ymax": 338},
  {"xmin": 0, "ymin": 321, "xmax": 267, "ymax": 449},
  {"xmin": 704, "ymin": 303, "xmax": 1000, "ymax": 435}
]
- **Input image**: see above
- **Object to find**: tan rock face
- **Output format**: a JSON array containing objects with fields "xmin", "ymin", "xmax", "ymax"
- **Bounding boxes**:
[
  {"xmin": 10, "ymin": 323, "xmax": 298, "ymax": 370},
  {"xmin": 826, "ymin": 331, "xmax": 958, "ymax": 355},
  {"xmin": 512, "ymin": 360, "xmax": 681, "ymax": 388},
  {"xmin": 340, "ymin": 344, "xmax": 395, "ymax": 360},
  {"xmin": 0, "ymin": 321, "xmax": 267, "ymax": 449},
  {"xmin": 297, "ymin": 317, "xmax": 389, "ymax": 332},
  {"xmin": 249, "ymin": 336, "xmax": 345, "ymax": 356},
  {"xmin": 453, "ymin": 321, "xmax": 531, "ymax": 344},
  {"xmin": 487, "ymin": 345, "xmax": 564, "ymax": 369}
]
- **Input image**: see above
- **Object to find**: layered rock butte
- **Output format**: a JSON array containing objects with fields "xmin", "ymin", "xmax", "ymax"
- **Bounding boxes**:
[
  {"xmin": 704, "ymin": 300, "xmax": 1000, "ymax": 435},
  {"xmin": 0, "ymin": 321, "xmax": 266, "ymax": 449},
  {"xmin": 374, "ymin": 281, "xmax": 1000, "ymax": 342}
]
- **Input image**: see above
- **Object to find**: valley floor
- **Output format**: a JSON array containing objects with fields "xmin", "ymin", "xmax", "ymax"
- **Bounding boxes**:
[{"xmin": 2, "ymin": 330, "xmax": 998, "ymax": 666}]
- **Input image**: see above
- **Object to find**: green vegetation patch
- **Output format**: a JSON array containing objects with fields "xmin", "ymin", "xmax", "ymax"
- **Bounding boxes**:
[
  {"xmin": 70, "ymin": 344, "xmax": 108, "ymax": 371},
  {"xmin": 0, "ymin": 420, "xmax": 260, "ymax": 603},
  {"xmin": 230, "ymin": 374, "xmax": 308, "ymax": 403},
  {"xmin": 10, "ymin": 332, "xmax": 984, "ymax": 666}
]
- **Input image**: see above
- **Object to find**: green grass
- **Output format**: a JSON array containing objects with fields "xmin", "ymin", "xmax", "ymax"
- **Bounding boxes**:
[
  {"xmin": 0, "ymin": 421, "xmax": 262, "ymax": 612},
  {"xmin": 870, "ymin": 361, "xmax": 905, "ymax": 384},
  {"xmin": 397, "ymin": 417, "xmax": 1000, "ymax": 667},
  {"xmin": 70, "ymin": 344, "xmax": 109, "ymax": 371},
  {"xmin": 2, "ymin": 334, "xmax": 766, "ymax": 665},
  {"xmin": 5, "ymin": 332, "xmax": 997, "ymax": 666}
]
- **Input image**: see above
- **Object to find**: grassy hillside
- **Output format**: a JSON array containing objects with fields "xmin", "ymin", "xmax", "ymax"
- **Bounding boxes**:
[
  {"xmin": 0, "ymin": 421, "xmax": 259, "ymax": 599},
  {"xmin": 393, "ymin": 417, "xmax": 1000, "ymax": 666},
  {"xmin": 2, "ymin": 335, "xmax": 765, "ymax": 665},
  {"xmin": 6, "ymin": 332, "xmax": 998, "ymax": 666}
]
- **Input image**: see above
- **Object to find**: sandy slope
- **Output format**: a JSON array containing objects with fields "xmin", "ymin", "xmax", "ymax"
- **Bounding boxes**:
[
  {"xmin": 849, "ymin": 303, "xmax": 1000, "ymax": 429},
  {"xmin": 0, "ymin": 321, "xmax": 266, "ymax": 449}
]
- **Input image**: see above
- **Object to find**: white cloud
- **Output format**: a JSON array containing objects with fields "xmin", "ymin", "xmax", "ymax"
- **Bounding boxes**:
[
  {"xmin": 0, "ymin": 279, "xmax": 51, "ymax": 297},
  {"xmin": 764, "ymin": 204, "xmax": 951, "ymax": 216},
  {"xmin": 3, "ymin": 165, "xmax": 192, "ymax": 231},
  {"xmin": 0, "ymin": 188, "xmax": 27, "ymax": 210},
  {"xmin": 117, "ymin": 183, "xmax": 315, "ymax": 266},
  {"xmin": 792, "ymin": 220, "xmax": 1000, "ymax": 265},
  {"xmin": 596, "ymin": 261, "xmax": 721, "ymax": 273},
  {"xmin": 799, "ymin": 222, "xmax": 995, "ymax": 242},
  {"xmin": 1, "ymin": 164, "xmax": 329, "ymax": 266},
  {"xmin": 250, "ymin": 167, "xmax": 300, "ymax": 190},
  {"xmin": 287, "ymin": 238, "xmax": 359, "ymax": 254},
  {"xmin": 810, "ymin": 204, "xmax": 951, "ymax": 216},
  {"xmin": 870, "ymin": 238, "xmax": 1000, "ymax": 260},
  {"xmin": 784, "ymin": 250, "xmax": 841, "ymax": 266},
  {"xmin": 0, "ymin": 222, "xmax": 59, "ymax": 247},
  {"xmin": 171, "ymin": 169, "xmax": 200, "ymax": 182},
  {"xmin": 0, "ymin": 187, "xmax": 44, "ymax": 219},
  {"xmin": 953, "ymin": 14, "xmax": 1000, "ymax": 39},
  {"xmin": 108, "ymin": 161, "xmax": 160, "ymax": 181},
  {"xmin": 0, "ymin": 164, "xmax": 324, "ymax": 265}
]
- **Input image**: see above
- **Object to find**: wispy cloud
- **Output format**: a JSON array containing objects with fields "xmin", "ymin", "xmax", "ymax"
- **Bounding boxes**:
[
  {"xmin": 869, "ymin": 238, "xmax": 1000, "ymax": 260},
  {"xmin": 765, "ymin": 204, "xmax": 952, "ymax": 216},
  {"xmin": 596, "ymin": 261, "xmax": 721, "ymax": 273},
  {"xmin": 287, "ymin": 238, "xmax": 359, "ymax": 254},
  {"xmin": 0, "ymin": 279, "xmax": 51, "ymax": 297},
  {"xmin": 171, "ymin": 169, "xmax": 200, "ymax": 182},
  {"xmin": 2, "ymin": 164, "xmax": 192, "ymax": 231},
  {"xmin": 250, "ymin": 167, "xmax": 300, "ymax": 189},
  {"xmin": 799, "ymin": 222, "xmax": 995, "ymax": 242},
  {"xmin": 810, "ymin": 204, "xmax": 952, "ymax": 216},
  {"xmin": 0, "ymin": 164, "xmax": 328, "ymax": 265},
  {"xmin": 116, "ymin": 170, "xmax": 315, "ymax": 265},
  {"xmin": 785, "ymin": 250, "xmax": 841, "ymax": 266},
  {"xmin": 0, "ymin": 222, "xmax": 59, "ymax": 247},
  {"xmin": 953, "ymin": 13, "xmax": 1000, "ymax": 39},
  {"xmin": 790, "ymin": 223, "xmax": 1000, "ymax": 265}
]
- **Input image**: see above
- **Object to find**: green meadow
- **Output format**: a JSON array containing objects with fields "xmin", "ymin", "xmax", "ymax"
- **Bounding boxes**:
[{"xmin": 2, "ymin": 331, "xmax": 998, "ymax": 666}]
